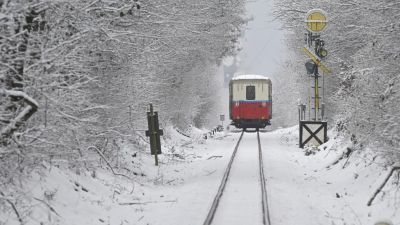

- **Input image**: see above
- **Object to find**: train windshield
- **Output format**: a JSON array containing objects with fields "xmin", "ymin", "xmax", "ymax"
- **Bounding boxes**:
[{"xmin": 246, "ymin": 85, "xmax": 255, "ymax": 100}]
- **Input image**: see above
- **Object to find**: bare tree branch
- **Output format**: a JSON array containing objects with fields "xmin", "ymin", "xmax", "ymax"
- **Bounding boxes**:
[
  {"xmin": 367, "ymin": 166, "xmax": 400, "ymax": 206},
  {"xmin": 0, "ymin": 89, "xmax": 38, "ymax": 141}
]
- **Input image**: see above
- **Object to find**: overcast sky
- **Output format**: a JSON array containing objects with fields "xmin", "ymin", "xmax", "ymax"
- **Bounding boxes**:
[
  {"xmin": 218, "ymin": 0, "xmax": 288, "ymax": 118},
  {"xmin": 237, "ymin": 0, "xmax": 287, "ymax": 78}
]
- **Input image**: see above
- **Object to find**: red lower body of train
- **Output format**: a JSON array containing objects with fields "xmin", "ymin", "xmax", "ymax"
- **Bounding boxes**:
[{"xmin": 230, "ymin": 100, "xmax": 272, "ymax": 129}]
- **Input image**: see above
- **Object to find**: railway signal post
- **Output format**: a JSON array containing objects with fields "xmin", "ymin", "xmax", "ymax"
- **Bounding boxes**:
[
  {"xmin": 145, "ymin": 103, "xmax": 163, "ymax": 166},
  {"xmin": 299, "ymin": 9, "xmax": 330, "ymax": 148}
]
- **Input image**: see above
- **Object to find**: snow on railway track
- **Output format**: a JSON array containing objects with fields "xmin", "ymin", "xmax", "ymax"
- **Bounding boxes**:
[{"xmin": 203, "ymin": 131, "xmax": 271, "ymax": 225}]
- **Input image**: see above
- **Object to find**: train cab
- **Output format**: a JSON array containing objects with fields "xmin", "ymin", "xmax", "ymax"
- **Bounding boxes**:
[{"xmin": 229, "ymin": 75, "xmax": 272, "ymax": 129}]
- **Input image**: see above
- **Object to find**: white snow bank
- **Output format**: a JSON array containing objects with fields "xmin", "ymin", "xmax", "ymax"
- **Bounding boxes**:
[
  {"xmin": 264, "ymin": 126, "xmax": 399, "ymax": 225},
  {"xmin": 3, "ymin": 126, "xmax": 398, "ymax": 225}
]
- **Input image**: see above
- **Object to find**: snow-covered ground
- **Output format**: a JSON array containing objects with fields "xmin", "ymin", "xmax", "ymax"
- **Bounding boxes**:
[
  {"xmin": 262, "ymin": 127, "xmax": 399, "ymax": 225},
  {"xmin": 2, "ymin": 126, "xmax": 399, "ymax": 225}
]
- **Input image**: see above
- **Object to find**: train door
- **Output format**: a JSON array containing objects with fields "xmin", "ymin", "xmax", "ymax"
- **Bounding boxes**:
[
  {"xmin": 240, "ymin": 84, "xmax": 259, "ymax": 119},
  {"xmin": 250, "ymin": 82, "xmax": 268, "ymax": 120}
]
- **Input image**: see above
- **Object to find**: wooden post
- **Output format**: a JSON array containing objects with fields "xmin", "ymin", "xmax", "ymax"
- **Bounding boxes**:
[
  {"xmin": 149, "ymin": 104, "xmax": 158, "ymax": 166},
  {"xmin": 145, "ymin": 103, "xmax": 163, "ymax": 166}
]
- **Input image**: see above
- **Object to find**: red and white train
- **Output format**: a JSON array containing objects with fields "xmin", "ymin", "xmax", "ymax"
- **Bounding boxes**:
[{"xmin": 229, "ymin": 75, "xmax": 272, "ymax": 129}]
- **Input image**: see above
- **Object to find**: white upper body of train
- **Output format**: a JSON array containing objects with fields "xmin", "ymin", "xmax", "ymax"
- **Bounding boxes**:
[{"xmin": 229, "ymin": 74, "xmax": 272, "ymax": 102}]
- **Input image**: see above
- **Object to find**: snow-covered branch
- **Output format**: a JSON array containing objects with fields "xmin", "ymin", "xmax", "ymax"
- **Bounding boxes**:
[{"xmin": 0, "ymin": 89, "xmax": 38, "ymax": 139}]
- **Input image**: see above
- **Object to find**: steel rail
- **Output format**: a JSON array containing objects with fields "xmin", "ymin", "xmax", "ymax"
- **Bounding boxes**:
[
  {"xmin": 203, "ymin": 131, "xmax": 244, "ymax": 225},
  {"xmin": 203, "ymin": 130, "xmax": 272, "ymax": 225},
  {"xmin": 257, "ymin": 131, "xmax": 272, "ymax": 225}
]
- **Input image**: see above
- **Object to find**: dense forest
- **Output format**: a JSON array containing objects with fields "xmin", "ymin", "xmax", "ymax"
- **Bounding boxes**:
[{"xmin": 0, "ymin": 0, "xmax": 247, "ymax": 219}]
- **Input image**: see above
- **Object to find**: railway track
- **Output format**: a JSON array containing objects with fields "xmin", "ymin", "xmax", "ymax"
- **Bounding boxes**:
[{"xmin": 203, "ymin": 131, "xmax": 271, "ymax": 225}]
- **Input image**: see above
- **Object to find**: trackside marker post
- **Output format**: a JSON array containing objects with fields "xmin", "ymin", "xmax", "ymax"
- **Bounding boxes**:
[
  {"xmin": 145, "ymin": 103, "xmax": 163, "ymax": 166},
  {"xmin": 220, "ymin": 114, "xmax": 225, "ymax": 127}
]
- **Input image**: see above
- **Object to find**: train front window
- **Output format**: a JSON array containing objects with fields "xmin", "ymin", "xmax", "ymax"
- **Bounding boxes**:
[{"xmin": 246, "ymin": 85, "xmax": 255, "ymax": 100}]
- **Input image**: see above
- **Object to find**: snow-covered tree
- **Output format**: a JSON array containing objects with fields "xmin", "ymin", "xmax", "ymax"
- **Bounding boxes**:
[
  {"xmin": 273, "ymin": 0, "xmax": 400, "ymax": 162},
  {"xmin": 0, "ymin": 0, "xmax": 247, "ymax": 222}
]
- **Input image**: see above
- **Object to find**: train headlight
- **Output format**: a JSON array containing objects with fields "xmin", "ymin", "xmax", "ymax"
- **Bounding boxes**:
[
  {"xmin": 261, "ymin": 102, "xmax": 267, "ymax": 107},
  {"xmin": 235, "ymin": 102, "xmax": 239, "ymax": 107}
]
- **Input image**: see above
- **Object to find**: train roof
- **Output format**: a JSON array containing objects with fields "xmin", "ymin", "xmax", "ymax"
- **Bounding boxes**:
[{"xmin": 231, "ymin": 74, "xmax": 270, "ymax": 81}]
